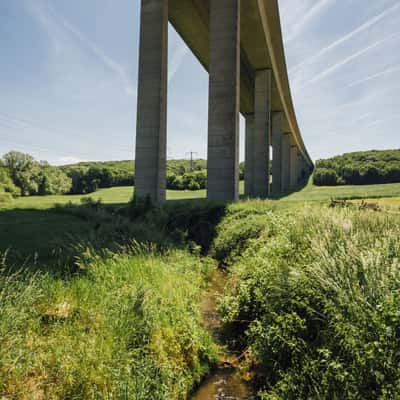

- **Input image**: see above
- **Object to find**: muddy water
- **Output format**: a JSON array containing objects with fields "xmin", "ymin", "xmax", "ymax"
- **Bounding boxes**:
[{"xmin": 190, "ymin": 269, "xmax": 256, "ymax": 400}]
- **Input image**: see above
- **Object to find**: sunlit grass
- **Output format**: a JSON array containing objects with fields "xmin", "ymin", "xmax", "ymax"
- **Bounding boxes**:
[
  {"xmin": 0, "ymin": 246, "xmax": 217, "ymax": 399},
  {"xmin": 2, "ymin": 180, "xmax": 399, "ymax": 211}
]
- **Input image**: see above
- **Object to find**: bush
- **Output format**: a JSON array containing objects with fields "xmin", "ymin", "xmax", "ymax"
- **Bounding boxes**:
[
  {"xmin": 218, "ymin": 204, "xmax": 400, "ymax": 398},
  {"xmin": 212, "ymin": 201, "xmax": 277, "ymax": 264},
  {"xmin": 167, "ymin": 170, "xmax": 207, "ymax": 191}
]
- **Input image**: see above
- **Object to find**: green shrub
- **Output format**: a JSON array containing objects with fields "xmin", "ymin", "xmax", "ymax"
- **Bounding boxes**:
[
  {"xmin": 167, "ymin": 170, "xmax": 207, "ymax": 191},
  {"xmin": 212, "ymin": 200, "xmax": 278, "ymax": 264},
  {"xmin": 219, "ymin": 205, "xmax": 400, "ymax": 399}
]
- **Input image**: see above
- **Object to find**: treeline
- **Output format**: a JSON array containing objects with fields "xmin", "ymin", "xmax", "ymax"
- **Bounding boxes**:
[
  {"xmin": 61, "ymin": 161, "xmax": 135, "ymax": 194},
  {"xmin": 0, "ymin": 151, "xmax": 218, "ymax": 197},
  {"xmin": 314, "ymin": 149, "xmax": 400, "ymax": 186},
  {"xmin": 63, "ymin": 159, "xmax": 211, "ymax": 193}
]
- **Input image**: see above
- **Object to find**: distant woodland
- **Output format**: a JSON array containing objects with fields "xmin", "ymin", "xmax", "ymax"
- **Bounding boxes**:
[
  {"xmin": 313, "ymin": 149, "xmax": 400, "ymax": 186},
  {"xmin": 3, "ymin": 149, "xmax": 399, "ymax": 200},
  {"xmin": 0, "ymin": 151, "xmax": 217, "ymax": 198}
]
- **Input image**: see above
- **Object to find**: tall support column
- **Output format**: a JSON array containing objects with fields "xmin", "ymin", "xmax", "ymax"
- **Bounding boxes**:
[
  {"xmin": 135, "ymin": 0, "xmax": 168, "ymax": 202},
  {"xmin": 207, "ymin": 0, "xmax": 241, "ymax": 202},
  {"xmin": 244, "ymin": 113, "xmax": 255, "ymax": 197},
  {"xmin": 290, "ymin": 145, "xmax": 298, "ymax": 189},
  {"xmin": 271, "ymin": 112, "xmax": 283, "ymax": 196},
  {"xmin": 281, "ymin": 133, "xmax": 291, "ymax": 192},
  {"xmin": 298, "ymin": 155, "xmax": 305, "ymax": 182},
  {"xmin": 253, "ymin": 69, "xmax": 272, "ymax": 198}
]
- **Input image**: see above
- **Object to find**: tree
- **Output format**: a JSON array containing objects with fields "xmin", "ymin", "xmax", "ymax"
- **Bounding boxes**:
[
  {"xmin": 2, "ymin": 151, "xmax": 36, "ymax": 181},
  {"xmin": 38, "ymin": 167, "xmax": 72, "ymax": 195},
  {"xmin": 0, "ymin": 164, "xmax": 20, "ymax": 197},
  {"xmin": 1, "ymin": 152, "xmax": 42, "ymax": 195}
]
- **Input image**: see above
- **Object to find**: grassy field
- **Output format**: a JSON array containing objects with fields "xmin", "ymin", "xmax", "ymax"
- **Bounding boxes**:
[
  {"xmin": 1, "ymin": 180, "xmax": 398, "ymax": 261},
  {"xmin": 1, "ymin": 180, "xmax": 400, "ymax": 211},
  {"xmin": 0, "ymin": 186, "xmax": 207, "ymax": 210},
  {"xmin": 283, "ymin": 180, "xmax": 400, "ymax": 202}
]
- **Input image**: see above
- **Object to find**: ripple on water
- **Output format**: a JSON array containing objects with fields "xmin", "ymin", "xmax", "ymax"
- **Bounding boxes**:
[{"xmin": 190, "ymin": 368, "xmax": 255, "ymax": 400}]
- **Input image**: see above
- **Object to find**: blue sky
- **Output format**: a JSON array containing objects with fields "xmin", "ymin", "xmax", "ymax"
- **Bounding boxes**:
[{"xmin": 0, "ymin": 0, "xmax": 399, "ymax": 165}]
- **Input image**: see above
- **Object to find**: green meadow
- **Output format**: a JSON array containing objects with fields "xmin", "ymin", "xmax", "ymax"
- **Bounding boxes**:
[{"xmin": 2, "ymin": 180, "xmax": 400, "ymax": 210}]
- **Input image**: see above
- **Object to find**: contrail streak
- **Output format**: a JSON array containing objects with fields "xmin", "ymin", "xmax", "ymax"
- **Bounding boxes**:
[
  {"xmin": 168, "ymin": 45, "xmax": 189, "ymax": 83},
  {"xmin": 289, "ymin": 2, "xmax": 400, "ymax": 74},
  {"xmin": 364, "ymin": 114, "xmax": 400, "ymax": 128},
  {"xmin": 285, "ymin": 0, "xmax": 336, "ymax": 43},
  {"xmin": 348, "ymin": 65, "xmax": 400, "ymax": 87},
  {"xmin": 296, "ymin": 32, "xmax": 400, "ymax": 89}
]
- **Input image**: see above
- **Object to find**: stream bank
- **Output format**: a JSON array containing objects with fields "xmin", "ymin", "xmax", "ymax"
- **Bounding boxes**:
[{"xmin": 190, "ymin": 269, "xmax": 256, "ymax": 400}]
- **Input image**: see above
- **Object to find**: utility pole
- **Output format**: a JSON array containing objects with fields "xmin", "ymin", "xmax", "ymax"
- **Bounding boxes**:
[{"xmin": 186, "ymin": 151, "xmax": 198, "ymax": 172}]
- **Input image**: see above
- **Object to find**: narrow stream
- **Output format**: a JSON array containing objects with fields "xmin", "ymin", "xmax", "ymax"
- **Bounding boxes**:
[{"xmin": 190, "ymin": 269, "xmax": 256, "ymax": 400}]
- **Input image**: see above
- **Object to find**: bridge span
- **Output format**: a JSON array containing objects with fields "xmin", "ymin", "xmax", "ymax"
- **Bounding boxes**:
[{"xmin": 135, "ymin": 0, "xmax": 313, "ymax": 202}]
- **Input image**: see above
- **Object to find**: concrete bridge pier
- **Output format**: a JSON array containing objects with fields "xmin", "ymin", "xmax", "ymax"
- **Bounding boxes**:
[
  {"xmin": 135, "ymin": 0, "xmax": 168, "ymax": 202},
  {"xmin": 281, "ymin": 133, "xmax": 291, "ymax": 192},
  {"xmin": 244, "ymin": 113, "xmax": 255, "ymax": 197},
  {"xmin": 290, "ymin": 143, "xmax": 299, "ymax": 189},
  {"xmin": 207, "ymin": 0, "xmax": 241, "ymax": 202},
  {"xmin": 252, "ymin": 69, "xmax": 272, "ymax": 198},
  {"xmin": 298, "ymin": 154, "xmax": 306, "ymax": 182},
  {"xmin": 271, "ymin": 112, "xmax": 283, "ymax": 196}
]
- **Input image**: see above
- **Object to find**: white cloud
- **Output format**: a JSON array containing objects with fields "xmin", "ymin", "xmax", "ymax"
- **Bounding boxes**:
[{"xmin": 52, "ymin": 156, "xmax": 85, "ymax": 166}]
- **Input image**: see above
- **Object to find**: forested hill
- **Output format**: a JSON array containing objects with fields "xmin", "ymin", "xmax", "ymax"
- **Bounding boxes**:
[
  {"xmin": 314, "ymin": 149, "xmax": 400, "ymax": 186},
  {"xmin": 61, "ymin": 159, "xmax": 208, "ymax": 193},
  {"xmin": 61, "ymin": 159, "xmax": 207, "ymax": 174}
]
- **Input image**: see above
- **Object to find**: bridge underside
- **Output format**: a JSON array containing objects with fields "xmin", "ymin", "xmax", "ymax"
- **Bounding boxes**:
[{"xmin": 135, "ymin": 0, "xmax": 313, "ymax": 202}]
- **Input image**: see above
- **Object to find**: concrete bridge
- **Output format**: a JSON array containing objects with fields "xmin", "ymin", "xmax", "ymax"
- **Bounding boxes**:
[{"xmin": 135, "ymin": 0, "xmax": 313, "ymax": 202}]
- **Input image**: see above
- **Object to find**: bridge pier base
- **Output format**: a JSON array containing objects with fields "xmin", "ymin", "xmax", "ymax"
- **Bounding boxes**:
[
  {"xmin": 252, "ymin": 69, "xmax": 272, "ymax": 198},
  {"xmin": 271, "ymin": 112, "xmax": 283, "ymax": 196},
  {"xmin": 207, "ymin": 0, "xmax": 241, "ymax": 202},
  {"xmin": 135, "ymin": 0, "xmax": 168, "ymax": 203}
]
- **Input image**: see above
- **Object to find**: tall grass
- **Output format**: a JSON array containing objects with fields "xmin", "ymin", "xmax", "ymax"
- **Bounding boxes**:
[
  {"xmin": 218, "ymin": 203, "xmax": 400, "ymax": 399},
  {"xmin": 0, "ymin": 245, "xmax": 217, "ymax": 399}
]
